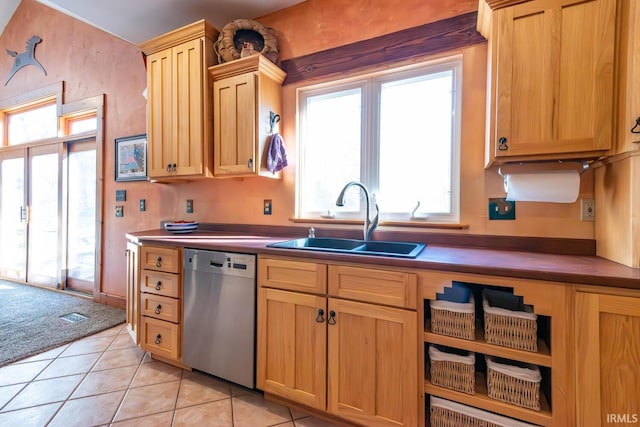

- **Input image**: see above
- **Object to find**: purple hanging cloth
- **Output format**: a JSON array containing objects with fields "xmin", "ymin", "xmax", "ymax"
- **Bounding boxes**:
[{"xmin": 267, "ymin": 133, "xmax": 288, "ymax": 173}]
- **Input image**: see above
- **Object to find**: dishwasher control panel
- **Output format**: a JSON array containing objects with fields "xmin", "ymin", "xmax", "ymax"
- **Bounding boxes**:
[{"xmin": 184, "ymin": 249, "xmax": 255, "ymax": 278}]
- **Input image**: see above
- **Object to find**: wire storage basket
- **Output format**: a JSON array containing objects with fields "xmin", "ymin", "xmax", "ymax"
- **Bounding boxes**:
[
  {"xmin": 430, "ymin": 396, "xmax": 540, "ymax": 427},
  {"xmin": 485, "ymin": 355, "xmax": 542, "ymax": 411},
  {"xmin": 482, "ymin": 289, "xmax": 537, "ymax": 352},
  {"xmin": 429, "ymin": 345, "xmax": 475, "ymax": 395},
  {"xmin": 430, "ymin": 293, "xmax": 475, "ymax": 340}
]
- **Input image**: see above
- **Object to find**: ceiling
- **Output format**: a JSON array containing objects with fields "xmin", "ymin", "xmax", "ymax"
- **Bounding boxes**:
[{"xmin": 1, "ymin": 0, "xmax": 305, "ymax": 45}]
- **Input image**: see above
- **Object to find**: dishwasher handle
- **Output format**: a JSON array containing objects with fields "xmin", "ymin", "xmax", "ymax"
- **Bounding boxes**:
[{"xmin": 210, "ymin": 260, "xmax": 224, "ymax": 268}]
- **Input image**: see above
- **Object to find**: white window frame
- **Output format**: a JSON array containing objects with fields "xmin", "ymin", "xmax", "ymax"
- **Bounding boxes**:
[{"xmin": 296, "ymin": 55, "xmax": 462, "ymax": 223}]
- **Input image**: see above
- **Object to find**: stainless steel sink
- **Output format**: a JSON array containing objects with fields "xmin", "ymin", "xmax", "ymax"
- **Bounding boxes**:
[{"xmin": 267, "ymin": 237, "xmax": 425, "ymax": 258}]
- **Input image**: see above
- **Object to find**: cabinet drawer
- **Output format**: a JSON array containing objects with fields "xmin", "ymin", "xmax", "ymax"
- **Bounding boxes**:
[
  {"xmin": 259, "ymin": 257, "xmax": 327, "ymax": 294},
  {"xmin": 140, "ymin": 293, "xmax": 180, "ymax": 323},
  {"xmin": 140, "ymin": 316, "xmax": 181, "ymax": 360},
  {"xmin": 141, "ymin": 270, "xmax": 181, "ymax": 298},
  {"xmin": 328, "ymin": 265, "xmax": 417, "ymax": 309},
  {"xmin": 141, "ymin": 246, "xmax": 181, "ymax": 273}
]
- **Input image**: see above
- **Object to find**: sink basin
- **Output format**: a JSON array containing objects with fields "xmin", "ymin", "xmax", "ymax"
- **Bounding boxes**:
[
  {"xmin": 267, "ymin": 237, "xmax": 425, "ymax": 258},
  {"xmin": 270, "ymin": 237, "xmax": 364, "ymax": 250},
  {"xmin": 353, "ymin": 241, "xmax": 425, "ymax": 257}
]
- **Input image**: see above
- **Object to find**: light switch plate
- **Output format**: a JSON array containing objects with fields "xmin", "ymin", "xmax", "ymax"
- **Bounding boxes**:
[
  {"xmin": 115, "ymin": 190, "xmax": 126, "ymax": 201},
  {"xmin": 115, "ymin": 205, "xmax": 124, "ymax": 217}
]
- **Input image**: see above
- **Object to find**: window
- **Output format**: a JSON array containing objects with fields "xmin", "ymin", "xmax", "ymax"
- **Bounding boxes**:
[
  {"xmin": 297, "ymin": 57, "xmax": 462, "ymax": 222},
  {"xmin": 6, "ymin": 102, "xmax": 57, "ymax": 145}
]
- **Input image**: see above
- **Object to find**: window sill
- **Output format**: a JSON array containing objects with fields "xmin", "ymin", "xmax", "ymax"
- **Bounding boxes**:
[{"xmin": 290, "ymin": 217, "xmax": 469, "ymax": 230}]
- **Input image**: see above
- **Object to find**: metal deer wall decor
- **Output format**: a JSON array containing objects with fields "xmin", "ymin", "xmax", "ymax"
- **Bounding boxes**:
[{"xmin": 4, "ymin": 35, "xmax": 47, "ymax": 86}]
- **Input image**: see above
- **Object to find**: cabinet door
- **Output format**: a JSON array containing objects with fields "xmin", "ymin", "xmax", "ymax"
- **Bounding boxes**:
[
  {"xmin": 490, "ymin": 0, "xmax": 615, "ymax": 161},
  {"xmin": 617, "ymin": 0, "xmax": 640, "ymax": 154},
  {"xmin": 172, "ymin": 38, "xmax": 204, "ymax": 176},
  {"xmin": 213, "ymin": 73, "xmax": 256, "ymax": 176},
  {"xmin": 327, "ymin": 298, "xmax": 418, "ymax": 427},
  {"xmin": 147, "ymin": 48, "xmax": 174, "ymax": 178},
  {"xmin": 575, "ymin": 292, "xmax": 640, "ymax": 426},
  {"xmin": 125, "ymin": 241, "xmax": 140, "ymax": 344},
  {"xmin": 257, "ymin": 288, "xmax": 327, "ymax": 410}
]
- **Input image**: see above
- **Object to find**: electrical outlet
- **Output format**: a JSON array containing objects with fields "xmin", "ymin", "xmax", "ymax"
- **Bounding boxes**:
[
  {"xmin": 263, "ymin": 199, "xmax": 272, "ymax": 215},
  {"xmin": 186, "ymin": 199, "xmax": 193, "ymax": 214},
  {"xmin": 139, "ymin": 199, "xmax": 146, "ymax": 212},
  {"xmin": 115, "ymin": 190, "xmax": 126, "ymax": 201},
  {"xmin": 581, "ymin": 198, "xmax": 595, "ymax": 221},
  {"xmin": 488, "ymin": 198, "xmax": 516, "ymax": 220},
  {"xmin": 115, "ymin": 205, "xmax": 123, "ymax": 217}
]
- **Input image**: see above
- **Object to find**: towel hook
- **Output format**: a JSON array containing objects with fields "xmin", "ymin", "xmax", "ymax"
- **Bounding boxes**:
[
  {"xmin": 631, "ymin": 117, "xmax": 640, "ymax": 134},
  {"xmin": 269, "ymin": 111, "xmax": 281, "ymax": 134}
]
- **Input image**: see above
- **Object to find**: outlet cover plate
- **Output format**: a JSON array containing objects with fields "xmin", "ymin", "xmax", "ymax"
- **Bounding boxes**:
[
  {"xmin": 115, "ymin": 205, "xmax": 124, "ymax": 217},
  {"xmin": 263, "ymin": 199, "xmax": 272, "ymax": 215},
  {"xmin": 139, "ymin": 199, "xmax": 146, "ymax": 212},
  {"xmin": 489, "ymin": 198, "xmax": 516, "ymax": 220},
  {"xmin": 186, "ymin": 199, "xmax": 193, "ymax": 214}
]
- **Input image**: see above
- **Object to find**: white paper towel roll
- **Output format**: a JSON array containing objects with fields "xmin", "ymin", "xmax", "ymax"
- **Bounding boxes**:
[{"xmin": 504, "ymin": 170, "xmax": 580, "ymax": 203}]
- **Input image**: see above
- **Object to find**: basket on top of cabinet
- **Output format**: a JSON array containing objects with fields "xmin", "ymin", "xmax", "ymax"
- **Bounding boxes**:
[
  {"xmin": 483, "ymin": 289, "xmax": 537, "ymax": 352},
  {"xmin": 429, "ymin": 282, "xmax": 475, "ymax": 340}
]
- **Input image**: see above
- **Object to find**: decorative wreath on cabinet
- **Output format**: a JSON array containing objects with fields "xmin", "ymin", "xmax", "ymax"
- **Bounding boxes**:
[{"xmin": 214, "ymin": 19, "xmax": 280, "ymax": 64}]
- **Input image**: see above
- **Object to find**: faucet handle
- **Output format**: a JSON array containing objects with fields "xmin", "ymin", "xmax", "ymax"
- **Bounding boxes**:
[{"xmin": 308, "ymin": 227, "xmax": 316, "ymax": 238}]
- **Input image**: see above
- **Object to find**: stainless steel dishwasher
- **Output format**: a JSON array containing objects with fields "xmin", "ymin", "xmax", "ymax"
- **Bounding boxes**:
[{"xmin": 183, "ymin": 249, "xmax": 256, "ymax": 388}]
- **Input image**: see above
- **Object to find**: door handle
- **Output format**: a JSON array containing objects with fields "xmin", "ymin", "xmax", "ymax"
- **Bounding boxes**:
[{"xmin": 20, "ymin": 206, "xmax": 28, "ymax": 222}]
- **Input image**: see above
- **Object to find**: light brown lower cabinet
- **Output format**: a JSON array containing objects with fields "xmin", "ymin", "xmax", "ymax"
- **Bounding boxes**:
[
  {"xmin": 257, "ymin": 256, "xmax": 418, "ymax": 427},
  {"xmin": 575, "ymin": 289, "xmax": 640, "ymax": 426}
]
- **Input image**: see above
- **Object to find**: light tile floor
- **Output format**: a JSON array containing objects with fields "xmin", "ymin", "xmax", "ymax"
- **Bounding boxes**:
[{"xmin": 0, "ymin": 324, "xmax": 339, "ymax": 427}]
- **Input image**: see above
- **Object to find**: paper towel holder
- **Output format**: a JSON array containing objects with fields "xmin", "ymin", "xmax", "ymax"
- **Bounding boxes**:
[{"xmin": 497, "ymin": 160, "xmax": 590, "ymax": 177}]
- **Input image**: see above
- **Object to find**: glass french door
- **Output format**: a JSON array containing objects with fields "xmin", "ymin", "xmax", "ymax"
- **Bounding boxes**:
[
  {"xmin": 26, "ymin": 145, "xmax": 61, "ymax": 286},
  {"xmin": 0, "ymin": 146, "xmax": 60, "ymax": 286},
  {"xmin": 64, "ymin": 140, "xmax": 96, "ymax": 294},
  {"xmin": 0, "ymin": 150, "xmax": 27, "ymax": 281}
]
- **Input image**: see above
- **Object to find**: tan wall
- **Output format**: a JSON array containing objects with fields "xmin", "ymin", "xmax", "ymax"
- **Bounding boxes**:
[{"xmin": 0, "ymin": 0, "xmax": 594, "ymax": 299}]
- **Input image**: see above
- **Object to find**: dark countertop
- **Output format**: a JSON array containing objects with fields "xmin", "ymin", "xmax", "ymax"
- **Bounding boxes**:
[{"xmin": 126, "ymin": 229, "xmax": 640, "ymax": 290}]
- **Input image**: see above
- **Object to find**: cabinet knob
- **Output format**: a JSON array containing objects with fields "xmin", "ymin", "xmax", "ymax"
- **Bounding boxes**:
[
  {"xmin": 156, "ymin": 256, "xmax": 162, "ymax": 267},
  {"xmin": 172, "ymin": 163, "xmax": 176, "ymax": 172},
  {"xmin": 328, "ymin": 310, "xmax": 337, "ymax": 325},
  {"xmin": 315, "ymin": 308, "xmax": 325, "ymax": 323},
  {"xmin": 498, "ymin": 136, "xmax": 508, "ymax": 151},
  {"xmin": 155, "ymin": 281, "xmax": 162, "ymax": 291},
  {"xmin": 247, "ymin": 158, "xmax": 253, "ymax": 169},
  {"xmin": 166, "ymin": 164, "xmax": 171, "ymax": 172},
  {"xmin": 155, "ymin": 304, "xmax": 162, "ymax": 314},
  {"xmin": 155, "ymin": 334, "xmax": 162, "ymax": 345}
]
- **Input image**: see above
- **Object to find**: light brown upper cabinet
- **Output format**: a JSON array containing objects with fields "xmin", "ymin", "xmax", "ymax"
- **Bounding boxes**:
[
  {"xmin": 209, "ymin": 55, "xmax": 286, "ymax": 178},
  {"xmin": 478, "ymin": 0, "xmax": 616, "ymax": 166},
  {"xmin": 615, "ymin": 0, "xmax": 640, "ymax": 154},
  {"xmin": 139, "ymin": 20, "xmax": 218, "ymax": 181}
]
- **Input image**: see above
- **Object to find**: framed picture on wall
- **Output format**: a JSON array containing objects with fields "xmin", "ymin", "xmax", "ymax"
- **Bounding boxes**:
[{"xmin": 115, "ymin": 134, "xmax": 147, "ymax": 181}]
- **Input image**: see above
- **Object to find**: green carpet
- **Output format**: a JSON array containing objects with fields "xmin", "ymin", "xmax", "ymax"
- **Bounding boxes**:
[{"xmin": 0, "ymin": 279, "xmax": 125, "ymax": 367}]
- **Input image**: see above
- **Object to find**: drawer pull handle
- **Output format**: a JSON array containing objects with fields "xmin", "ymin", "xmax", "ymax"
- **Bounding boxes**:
[
  {"xmin": 155, "ymin": 281, "xmax": 162, "ymax": 291},
  {"xmin": 155, "ymin": 334, "xmax": 162, "ymax": 345},
  {"xmin": 156, "ymin": 256, "xmax": 162, "ymax": 267},
  {"xmin": 155, "ymin": 304, "xmax": 162, "ymax": 314},
  {"xmin": 328, "ymin": 310, "xmax": 336, "ymax": 325},
  {"xmin": 315, "ymin": 308, "xmax": 325, "ymax": 323}
]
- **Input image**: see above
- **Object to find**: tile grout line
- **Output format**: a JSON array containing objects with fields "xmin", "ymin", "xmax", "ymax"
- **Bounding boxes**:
[{"xmin": 45, "ymin": 327, "xmax": 123, "ymax": 426}]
